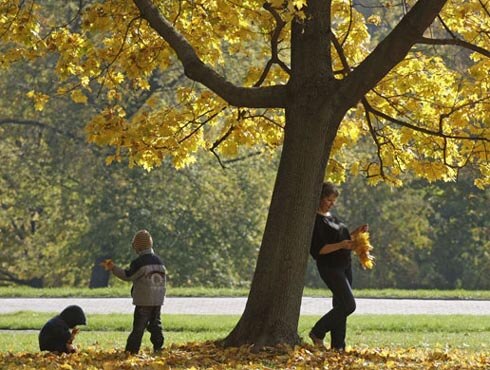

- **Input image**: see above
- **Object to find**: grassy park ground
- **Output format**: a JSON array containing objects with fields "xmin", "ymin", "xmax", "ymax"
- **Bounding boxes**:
[
  {"xmin": 0, "ymin": 288, "xmax": 488, "ymax": 368},
  {"xmin": 0, "ymin": 313, "xmax": 489, "ymax": 369},
  {"xmin": 1, "ymin": 286, "xmax": 490, "ymax": 299},
  {"xmin": 0, "ymin": 312, "xmax": 489, "ymax": 352}
]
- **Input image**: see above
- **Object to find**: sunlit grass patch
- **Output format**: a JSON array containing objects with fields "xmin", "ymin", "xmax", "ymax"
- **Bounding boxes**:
[{"xmin": 0, "ymin": 313, "xmax": 489, "ymax": 354}]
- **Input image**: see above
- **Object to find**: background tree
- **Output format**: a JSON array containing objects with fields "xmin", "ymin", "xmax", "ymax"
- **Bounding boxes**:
[
  {"xmin": 0, "ymin": 38, "xmax": 275, "ymax": 287},
  {"xmin": 0, "ymin": 0, "xmax": 488, "ymax": 347}
]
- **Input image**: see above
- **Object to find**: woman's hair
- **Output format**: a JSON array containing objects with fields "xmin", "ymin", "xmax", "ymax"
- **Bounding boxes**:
[{"xmin": 320, "ymin": 182, "xmax": 339, "ymax": 199}]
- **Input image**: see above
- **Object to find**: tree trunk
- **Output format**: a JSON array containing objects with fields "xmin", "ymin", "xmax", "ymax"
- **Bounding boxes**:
[
  {"xmin": 224, "ymin": 0, "xmax": 345, "ymax": 348},
  {"xmin": 224, "ymin": 88, "xmax": 345, "ymax": 348},
  {"xmin": 224, "ymin": 100, "xmax": 342, "ymax": 348}
]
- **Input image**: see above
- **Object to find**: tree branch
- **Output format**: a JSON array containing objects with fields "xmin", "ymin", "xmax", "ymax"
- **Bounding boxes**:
[
  {"xmin": 416, "ymin": 36, "xmax": 490, "ymax": 58},
  {"xmin": 362, "ymin": 98, "xmax": 490, "ymax": 143},
  {"xmin": 340, "ymin": 0, "xmax": 448, "ymax": 106},
  {"xmin": 253, "ymin": 2, "xmax": 290, "ymax": 87},
  {"xmin": 331, "ymin": 31, "xmax": 351, "ymax": 76},
  {"xmin": 178, "ymin": 107, "xmax": 226, "ymax": 144},
  {"xmin": 208, "ymin": 124, "xmax": 236, "ymax": 169},
  {"xmin": 132, "ymin": 0, "xmax": 287, "ymax": 108},
  {"xmin": 478, "ymin": 0, "xmax": 490, "ymax": 17},
  {"xmin": 361, "ymin": 98, "xmax": 386, "ymax": 179}
]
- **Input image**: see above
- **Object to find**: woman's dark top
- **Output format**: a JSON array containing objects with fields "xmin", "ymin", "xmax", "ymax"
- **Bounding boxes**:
[{"xmin": 310, "ymin": 213, "xmax": 352, "ymax": 269}]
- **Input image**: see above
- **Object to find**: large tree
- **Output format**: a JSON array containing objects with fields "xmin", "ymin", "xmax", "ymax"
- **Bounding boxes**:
[{"xmin": 1, "ymin": 0, "xmax": 488, "ymax": 347}]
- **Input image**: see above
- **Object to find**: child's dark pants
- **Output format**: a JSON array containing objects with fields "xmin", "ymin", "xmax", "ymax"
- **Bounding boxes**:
[{"xmin": 126, "ymin": 305, "xmax": 164, "ymax": 353}]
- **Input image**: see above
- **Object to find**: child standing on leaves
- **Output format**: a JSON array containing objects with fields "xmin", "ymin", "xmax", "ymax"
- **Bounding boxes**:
[{"xmin": 104, "ymin": 229, "xmax": 167, "ymax": 354}]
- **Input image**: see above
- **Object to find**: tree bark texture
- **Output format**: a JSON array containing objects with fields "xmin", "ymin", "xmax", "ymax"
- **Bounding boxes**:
[{"xmin": 223, "ymin": 93, "xmax": 344, "ymax": 347}]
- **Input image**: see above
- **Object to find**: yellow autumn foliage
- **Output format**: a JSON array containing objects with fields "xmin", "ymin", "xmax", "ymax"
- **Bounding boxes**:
[
  {"xmin": 0, "ymin": 342, "xmax": 488, "ymax": 370},
  {"xmin": 352, "ymin": 231, "xmax": 375, "ymax": 270},
  {"xmin": 0, "ymin": 0, "xmax": 488, "ymax": 187}
]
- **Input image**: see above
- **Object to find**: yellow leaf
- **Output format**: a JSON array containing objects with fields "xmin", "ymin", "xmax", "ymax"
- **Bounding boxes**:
[
  {"xmin": 367, "ymin": 15, "xmax": 381, "ymax": 26},
  {"xmin": 26, "ymin": 90, "xmax": 50, "ymax": 111},
  {"xmin": 71, "ymin": 89, "xmax": 88, "ymax": 104},
  {"xmin": 293, "ymin": 0, "xmax": 307, "ymax": 10}
]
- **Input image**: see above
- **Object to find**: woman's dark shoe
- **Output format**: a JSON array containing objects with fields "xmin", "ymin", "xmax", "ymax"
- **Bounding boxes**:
[{"xmin": 309, "ymin": 331, "xmax": 324, "ymax": 347}]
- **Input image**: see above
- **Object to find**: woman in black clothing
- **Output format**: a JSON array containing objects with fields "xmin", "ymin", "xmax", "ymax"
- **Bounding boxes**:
[{"xmin": 309, "ymin": 182, "xmax": 368, "ymax": 350}]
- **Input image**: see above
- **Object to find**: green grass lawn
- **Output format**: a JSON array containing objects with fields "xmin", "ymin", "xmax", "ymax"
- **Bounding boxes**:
[
  {"xmin": 1, "ymin": 286, "xmax": 490, "ymax": 299},
  {"xmin": 0, "ymin": 313, "xmax": 488, "ymax": 353}
]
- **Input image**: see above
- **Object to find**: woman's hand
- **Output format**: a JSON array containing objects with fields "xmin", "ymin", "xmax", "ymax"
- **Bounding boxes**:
[
  {"xmin": 320, "ymin": 239, "xmax": 357, "ymax": 255},
  {"xmin": 341, "ymin": 240, "xmax": 356, "ymax": 250},
  {"xmin": 351, "ymin": 224, "xmax": 369, "ymax": 237}
]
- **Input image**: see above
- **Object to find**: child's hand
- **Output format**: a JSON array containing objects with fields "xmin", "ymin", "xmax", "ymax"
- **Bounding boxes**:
[{"xmin": 100, "ymin": 259, "xmax": 114, "ymax": 271}]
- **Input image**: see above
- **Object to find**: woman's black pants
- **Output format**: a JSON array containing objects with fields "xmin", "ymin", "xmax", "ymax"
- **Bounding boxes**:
[{"xmin": 311, "ymin": 264, "xmax": 356, "ymax": 349}]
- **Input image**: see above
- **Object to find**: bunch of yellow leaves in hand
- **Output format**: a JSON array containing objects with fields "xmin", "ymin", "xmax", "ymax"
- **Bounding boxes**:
[{"xmin": 352, "ymin": 232, "xmax": 375, "ymax": 270}]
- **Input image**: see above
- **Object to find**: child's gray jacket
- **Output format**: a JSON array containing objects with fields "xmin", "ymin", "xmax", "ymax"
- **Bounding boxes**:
[{"xmin": 112, "ymin": 248, "xmax": 166, "ymax": 306}]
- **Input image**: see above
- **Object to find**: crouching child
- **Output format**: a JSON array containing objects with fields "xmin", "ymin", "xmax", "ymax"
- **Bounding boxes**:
[
  {"xmin": 104, "ymin": 229, "xmax": 166, "ymax": 354},
  {"xmin": 39, "ymin": 305, "xmax": 86, "ymax": 354}
]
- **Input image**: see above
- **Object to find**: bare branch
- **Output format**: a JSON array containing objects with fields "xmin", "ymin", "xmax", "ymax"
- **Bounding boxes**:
[
  {"xmin": 331, "ymin": 31, "xmax": 351, "ymax": 76},
  {"xmin": 361, "ymin": 98, "xmax": 385, "ymax": 179},
  {"xmin": 254, "ymin": 60, "xmax": 275, "ymax": 88},
  {"xmin": 222, "ymin": 150, "xmax": 263, "ymax": 165},
  {"xmin": 479, "ymin": 0, "xmax": 490, "ymax": 17},
  {"xmin": 210, "ymin": 148, "xmax": 227, "ymax": 169},
  {"xmin": 178, "ymin": 108, "xmax": 226, "ymax": 144},
  {"xmin": 341, "ymin": 0, "xmax": 354, "ymax": 48},
  {"xmin": 132, "ymin": 0, "xmax": 287, "ymax": 108},
  {"xmin": 208, "ymin": 124, "xmax": 237, "ymax": 169},
  {"xmin": 361, "ymin": 99, "xmax": 490, "ymax": 143},
  {"xmin": 253, "ymin": 2, "xmax": 290, "ymax": 87},
  {"xmin": 209, "ymin": 124, "xmax": 236, "ymax": 152},
  {"xmin": 416, "ymin": 36, "xmax": 490, "ymax": 58}
]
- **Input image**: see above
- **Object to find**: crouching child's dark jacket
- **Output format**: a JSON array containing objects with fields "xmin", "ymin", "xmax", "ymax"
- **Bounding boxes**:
[{"xmin": 39, "ymin": 305, "xmax": 86, "ymax": 353}]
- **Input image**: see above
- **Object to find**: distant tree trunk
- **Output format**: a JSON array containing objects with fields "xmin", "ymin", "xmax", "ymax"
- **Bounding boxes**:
[{"xmin": 89, "ymin": 256, "xmax": 111, "ymax": 288}]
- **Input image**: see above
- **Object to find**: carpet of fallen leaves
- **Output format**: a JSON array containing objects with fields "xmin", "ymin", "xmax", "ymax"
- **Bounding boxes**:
[{"xmin": 0, "ymin": 342, "xmax": 488, "ymax": 369}]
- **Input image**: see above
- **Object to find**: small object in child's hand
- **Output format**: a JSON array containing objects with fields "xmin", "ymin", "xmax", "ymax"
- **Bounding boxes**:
[{"xmin": 100, "ymin": 259, "xmax": 113, "ymax": 271}]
